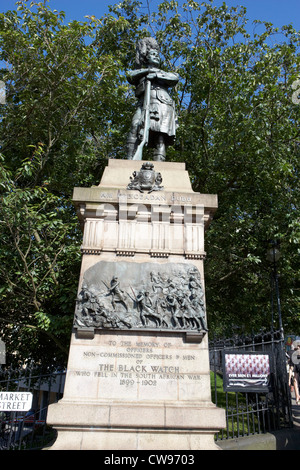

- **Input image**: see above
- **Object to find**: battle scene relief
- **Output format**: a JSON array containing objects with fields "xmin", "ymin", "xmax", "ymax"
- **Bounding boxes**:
[{"xmin": 74, "ymin": 261, "xmax": 207, "ymax": 333}]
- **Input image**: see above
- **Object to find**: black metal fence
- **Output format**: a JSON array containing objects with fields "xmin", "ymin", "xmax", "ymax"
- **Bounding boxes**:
[
  {"xmin": 0, "ymin": 329, "xmax": 293, "ymax": 449},
  {"xmin": 209, "ymin": 329, "xmax": 293, "ymax": 441},
  {"xmin": 0, "ymin": 365, "xmax": 66, "ymax": 450}
]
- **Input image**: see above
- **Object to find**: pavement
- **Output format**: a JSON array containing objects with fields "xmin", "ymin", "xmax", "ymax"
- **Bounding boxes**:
[
  {"xmin": 291, "ymin": 394, "xmax": 300, "ymax": 429},
  {"xmin": 272, "ymin": 394, "xmax": 300, "ymax": 450}
]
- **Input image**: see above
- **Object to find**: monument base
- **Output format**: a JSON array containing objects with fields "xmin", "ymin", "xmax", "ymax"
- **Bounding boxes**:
[
  {"xmin": 47, "ymin": 330, "xmax": 225, "ymax": 450},
  {"xmin": 48, "ymin": 418, "xmax": 222, "ymax": 451},
  {"xmin": 47, "ymin": 159, "xmax": 226, "ymax": 450}
]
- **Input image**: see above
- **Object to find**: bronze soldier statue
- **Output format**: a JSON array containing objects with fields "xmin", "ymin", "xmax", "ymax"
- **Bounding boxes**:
[{"xmin": 126, "ymin": 37, "xmax": 179, "ymax": 161}]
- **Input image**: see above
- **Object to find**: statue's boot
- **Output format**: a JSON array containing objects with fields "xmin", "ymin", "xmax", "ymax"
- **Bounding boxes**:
[
  {"xmin": 153, "ymin": 152, "xmax": 166, "ymax": 161},
  {"xmin": 153, "ymin": 135, "xmax": 166, "ymax": 161},
  {"xmin": 126, "ymin": 139, "xmax": 137, "ymax": 160}
]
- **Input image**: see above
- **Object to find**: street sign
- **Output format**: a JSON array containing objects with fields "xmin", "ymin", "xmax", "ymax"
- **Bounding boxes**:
[{"xmin": 0, "ymin": 392, "xmax": 33, "ymax": 411}]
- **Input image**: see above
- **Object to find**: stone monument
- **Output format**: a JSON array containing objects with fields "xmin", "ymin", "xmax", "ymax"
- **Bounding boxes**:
[{"xmin": 47, "ymin": 37, "xmax": 225, "ymax": 450}]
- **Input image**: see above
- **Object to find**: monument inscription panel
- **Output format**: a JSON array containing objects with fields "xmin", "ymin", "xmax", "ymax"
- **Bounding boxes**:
[{"xmin": 64, "ymin": 332, "xmax": 210, "ymax": 403}]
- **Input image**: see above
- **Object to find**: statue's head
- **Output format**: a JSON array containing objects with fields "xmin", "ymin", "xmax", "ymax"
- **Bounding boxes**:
[
  {"xmin": 146, "ymin": 48, "xmax": 160, "ymax": 67},
  {"xmin": 135, "ymin": 37, "xmax": 160, "ymax": 68}
]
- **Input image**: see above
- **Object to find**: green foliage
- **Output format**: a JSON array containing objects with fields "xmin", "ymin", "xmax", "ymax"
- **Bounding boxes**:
[
  {"xmin": 145, "ymin": 0, "xmax": 300, "ymax": 335},
  {"xmin": 0, "ymin": 0, "xmax": 299, "ymax": 364},
  {"xmin": 0, "ymin": 152, "xmax": 80, "ymax": 364},
  {"xmin": 0, "ymin": 1, "xmax": 133, "ymax": 364}
]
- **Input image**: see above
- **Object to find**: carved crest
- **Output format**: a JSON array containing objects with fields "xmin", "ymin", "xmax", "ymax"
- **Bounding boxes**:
[{"xmin": 127, "ymin": 162, "xmax": 163, "ymax": 193}]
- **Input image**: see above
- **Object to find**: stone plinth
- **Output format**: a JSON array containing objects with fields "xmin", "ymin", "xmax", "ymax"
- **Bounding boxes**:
[{"xmin": 47, "ymin": 159, "xmax": 225, "ymax": 450}]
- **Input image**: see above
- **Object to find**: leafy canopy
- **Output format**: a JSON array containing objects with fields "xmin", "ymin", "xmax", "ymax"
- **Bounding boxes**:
[{"xmin": 0, "ymin": 0, "xmax": 299, "ymax": 364}]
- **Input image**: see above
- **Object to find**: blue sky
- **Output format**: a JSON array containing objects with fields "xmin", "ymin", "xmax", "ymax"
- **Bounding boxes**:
[{"xmin": 1, "ymin": 0, "xmax": 300, "ymax": 33}]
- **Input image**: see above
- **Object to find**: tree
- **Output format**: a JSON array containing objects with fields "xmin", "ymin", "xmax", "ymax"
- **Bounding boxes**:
[
  {"xmin": 0, "ymin": 0, "xmax": 299, "ymax": 364},
  {"xmin": 132, "ymin": 0, "xmax": 300, "ymax": 335},
  {"xmin": 169, "ymin": 1, "xmax": 300, "ymax": 336},
  {"xmin": 0, "ymin": 1, "xmax": 135, "ymax": 365},
  {"xmin": 0, "ymin": 153, "xmax": 80, "ymax": 364}
]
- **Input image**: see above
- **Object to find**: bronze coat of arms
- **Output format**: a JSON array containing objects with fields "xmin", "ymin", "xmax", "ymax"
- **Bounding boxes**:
[{"xmin": 127, "ymin": 162, "xmax": 163, "ymax": 193}]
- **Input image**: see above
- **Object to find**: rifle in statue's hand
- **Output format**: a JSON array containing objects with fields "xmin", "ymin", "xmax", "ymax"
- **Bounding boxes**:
[{"xmin": 133, "ymin": 76, "xmax": 152, "ymax": 161}]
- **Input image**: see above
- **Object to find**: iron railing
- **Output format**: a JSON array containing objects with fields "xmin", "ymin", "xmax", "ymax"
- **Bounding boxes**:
[
  {"xmin": 0, "ymin": 365, "xmax": 66, "ymax": 450},
  {"xmin": 0, "ymin": 329, "xmax": 293, "ymax": 449},
  {"xmin": 209, "ymin": 329, "xmax": 293, "ymax": 441}
]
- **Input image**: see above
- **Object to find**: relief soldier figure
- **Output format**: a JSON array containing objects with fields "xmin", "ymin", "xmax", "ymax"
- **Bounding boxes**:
[
  {"xmin": 108, "ymin": 276, "xmax": 128, "ymax": 312},
  {"xmin": 177, "ymin": 293, "xmax": 196, "ymax": 329},
  {"xmin": 126, "ymin": 37, "xmax": 179, "ymax": 161},
  {"xmin": 75, "ymin": 284, "xmax": 107, "ymax": 328},
  {"xmin": 76, "ymin": 283, "xmax": 97, "ymax": 317},
  {"xmin": 150, "ymin": 271, "xmax": 164, "ymax": 292},
  {"xmin": 190, "ymin": 293, "xmax": 208, "ymax": 331},
  {"xmin": 136, "ymin": 290, "xmax": 161, "ymax": 327},
  {"xmin": 189, "ymin": 275, "xmax": 203, "ymax": 296}
]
